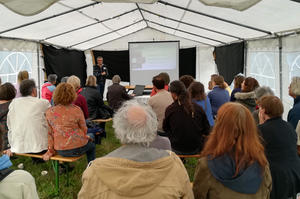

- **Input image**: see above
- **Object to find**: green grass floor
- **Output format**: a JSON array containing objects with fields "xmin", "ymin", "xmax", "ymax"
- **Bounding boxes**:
[{"xmin": 11, "ymin": 121, "xmax": 198, "ymax": 199}]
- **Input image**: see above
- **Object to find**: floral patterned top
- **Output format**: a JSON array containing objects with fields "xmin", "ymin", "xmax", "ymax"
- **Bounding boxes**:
[
  {"xmin": 0, "ymin": 101, "xmax": 11, "ymax": 150},
  {"xmin": 45, "ymin": 104, "xmax": 88, "ymax": 156}
]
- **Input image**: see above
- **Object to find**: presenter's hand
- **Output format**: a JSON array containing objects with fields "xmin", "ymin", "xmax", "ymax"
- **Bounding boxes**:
[
  {"xmin": 130, "ymin": 94, "xmax": 136, "ymax": 97},
  {"xmin": 101, "ymin": 72, "xmax": 106, "ymax": 75}
]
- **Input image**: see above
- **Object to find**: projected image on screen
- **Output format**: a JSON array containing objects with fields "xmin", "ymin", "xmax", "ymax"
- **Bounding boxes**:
[{"xmin": 129, "ymin": 41, "xmax": 179, "ymax": 85}]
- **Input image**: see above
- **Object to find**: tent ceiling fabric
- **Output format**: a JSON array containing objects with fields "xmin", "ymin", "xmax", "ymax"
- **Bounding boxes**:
[
  {"xmin": 1, "ymin": 0, "xmax": 300, "ymax": 50},
  {"xmin": 198, "ymin": 0, "xmax": 262, "ymax": 11}
]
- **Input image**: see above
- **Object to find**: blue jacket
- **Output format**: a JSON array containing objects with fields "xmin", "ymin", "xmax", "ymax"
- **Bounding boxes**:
[
  {"xmin": 208, "ymin": 86, "xmax": 230, "ymax": 116},
  {"xmin": 194, "ymin": 97, "xmax": 214, "ymax": 127},
  {"xmin": 287, "ymin": 96, "xmax": 300, "ymax": 129}
]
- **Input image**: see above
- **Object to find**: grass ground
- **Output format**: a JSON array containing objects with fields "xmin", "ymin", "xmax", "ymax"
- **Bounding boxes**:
[{"xmin": 11, "ymin": 121, "xmax": 198, "ymax": 199}]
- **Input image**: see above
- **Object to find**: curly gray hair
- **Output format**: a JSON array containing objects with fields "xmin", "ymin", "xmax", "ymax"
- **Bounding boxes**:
[
  {"xmin": 290, "ymin": 76, "xmax": 300, "ymax": 96},
  {"xmin": 254, "ymin": 86, "xmax": 274, "ymax": 100},
  {"xmin": 112, "ymin": 100, "xmax": 158, "ymax": 146}
]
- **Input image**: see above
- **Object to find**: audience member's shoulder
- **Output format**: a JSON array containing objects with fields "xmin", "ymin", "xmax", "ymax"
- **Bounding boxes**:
[{"xmin": 3, "ymin": 170, "xmax": 35, "ymax": 184}]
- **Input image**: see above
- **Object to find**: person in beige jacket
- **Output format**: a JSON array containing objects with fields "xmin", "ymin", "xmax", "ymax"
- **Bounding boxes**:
[{"xmin": 78, "ymin": 100, "xmax": 193, "ymax": 199}]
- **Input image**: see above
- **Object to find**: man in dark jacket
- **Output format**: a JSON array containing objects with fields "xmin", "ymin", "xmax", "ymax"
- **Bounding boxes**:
[
  {"xmin": 93, "ymin": 56, "xmax": 108, "ymax": 98},
  {"xmin": 288, "ymin": 76, "xmax": 300, "ymax": 129},
  {"xmin": 106, "ymin": 75, "xmax": 133, "ymax": 111}
]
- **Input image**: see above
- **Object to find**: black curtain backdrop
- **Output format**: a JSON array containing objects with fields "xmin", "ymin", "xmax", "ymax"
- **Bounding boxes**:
[
  {"xmin": 93, "ymin": 47, "xmax": 196, "ymax": 83},
  {"xmin": 215, "ymin": 42, "xmax": 244, "ymax": 85},
  {"xmin": 42, "ymin": 45, "xmax": 87, "ymax": 86}
]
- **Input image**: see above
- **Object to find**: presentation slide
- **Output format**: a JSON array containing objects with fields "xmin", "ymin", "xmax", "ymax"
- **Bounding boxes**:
[{"xmin": 129, "ymin": 41, "xmax": 179, "ymax": 85}]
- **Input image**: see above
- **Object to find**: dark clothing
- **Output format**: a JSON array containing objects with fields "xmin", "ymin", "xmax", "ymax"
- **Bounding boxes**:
[
  {"xmin": 287, "ymin": 96, "xmax": 300, "ymax": 129},
  {"xmin": 230, "ymin": 88, "xmax": 241, "ymax": 101},
  {"xmin": 74, "ymin": 90, "xmax": 89, "ymax": 119},
  {"xmin": 258, "ymin": 117, "xmax": 300, "ymax": 199},
  {"xmin": 163, "ymin": 101, "xmax": 210, "ymax": 154},
  {"xmin": 208, "ymin": 86, "xmax": 230, "ymax": 116},
  {"xmin": 81, "ymin": 86, "xmax": 104, "ymax": 119},
  {"xmin": 0, "ymin": 102, "xmax": 11, "ymax": 150},
  {"xmin": 93, "ymin": 64, "xmax": 108, "ymax": 97},
  {"xmin": 235, "ymin": 91, "xmax": 256, "ymax": 112},
  {"xmin": 106, "ymin": 83, "xmax": 132, "ymax": 111}
]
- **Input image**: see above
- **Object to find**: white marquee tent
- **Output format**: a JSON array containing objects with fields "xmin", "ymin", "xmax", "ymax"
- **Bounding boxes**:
[{"xmin": 1, "ymin": 0, "xmax": 300, "ymax": 118}]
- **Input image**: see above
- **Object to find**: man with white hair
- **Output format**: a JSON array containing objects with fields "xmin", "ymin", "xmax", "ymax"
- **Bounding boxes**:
[
  {"xmin": 288, "ymin": 76, "xmax": 300, "ymax": 129},
  {"xmin": 78, "ymin": 100, "xmax": 193, "ymax": 199}
]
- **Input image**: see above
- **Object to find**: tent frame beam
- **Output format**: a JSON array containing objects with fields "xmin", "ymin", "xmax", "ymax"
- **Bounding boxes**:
[
  {"xmin": 158, "ymin": 0, "xmax": 272, "ymax": 35},
  {"xmin": 140, "ymin": 8, "xmax": 242, "ymax": 40},
  {"xmin": 136, "ymin": 4, "xmax": 148, "ymax": 27},
  {"xmin": 146, "ymin": 20, "xmax": 226, "ymax": 45},
  {"xmin": 43, "ymin": 8, "xmax": 139, "ymax": 41},
  {"xmin": 0, "ymin": 2, "xmax": 99, "ymax": 35},
  {"xmin": 69, "ymin": 20, "xmax": 144, "ymax": 48}
]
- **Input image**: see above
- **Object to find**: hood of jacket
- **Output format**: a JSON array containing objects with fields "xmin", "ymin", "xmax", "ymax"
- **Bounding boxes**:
[
  {"xmin": 88, "ymin": 152, "xmax": 177, "ymax": 197},
  {"xmin": 0, "ymin": 155, "xmax": 12, "ymax": 170},
  {"xmin": 235, "ymin": 91, "xmax": 256, "ymax": 106},
  {"xmin": 207, "ymin": 154, "xmax": 263, "ymax": 194}
]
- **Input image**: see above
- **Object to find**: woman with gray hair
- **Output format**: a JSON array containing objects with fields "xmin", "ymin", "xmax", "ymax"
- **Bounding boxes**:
[
  {"xmin": 288, "ymin": 76, "xmax": 300, "ymax": 129},
  {"xmin": 252, "ymin": 86, "xmax": 274, "ymax": 124},
  {"xmin": 78, "ymin": 100, "xmax": 193, "ymax": 199}
]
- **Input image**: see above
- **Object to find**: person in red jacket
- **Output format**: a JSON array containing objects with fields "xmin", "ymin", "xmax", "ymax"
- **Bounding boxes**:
[{"xmin": 41, "ymin": 74, "xmax": 57, "ymax": 102}]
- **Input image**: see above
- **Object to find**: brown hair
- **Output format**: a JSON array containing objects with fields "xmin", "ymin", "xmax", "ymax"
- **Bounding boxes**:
[
  {"xmin": 0, "ymin": 83, "xmax": 16, "ymax": 101},
  {"xmin": 53, "ymin": 83, "xmax": 77, "ymax": 106},
  {"xmin": 243, "ymin": 77, "xmax": 259, "ymax": 92},
  {"xmin": 152, "ymin": 75, "xmax": 165, "ymax": 90},
  {"xmin": 179, "ymin": 75, "xmax": 194, "ymax": 89},
  {"xmin": 86, "ymin": 75, "xmax": 97, "ymax": 87},
  {"xmin": 188, "ymin": 81, "xmax": 206, "ymax": 101},
  {"xmin": 258, "ymin": 96, "xmax": 283, "ymax": 118},
  {"xmin": 158, "ymin": 72, "xmax": 170, "ymax": 85},
  {"xmin": 17, "ymin": 70, "xmax": 29, "ymax": 84},
  {"xmin": 212, "ymin": 75, "xmax": 226, "ymax": 89},
  {"xmin": 201, "ymin": 103, "xmax": 267, "ymax": 176},
  {"xmin": 234, "ymin": 75, "xmax": 245, "ymax": 89}
]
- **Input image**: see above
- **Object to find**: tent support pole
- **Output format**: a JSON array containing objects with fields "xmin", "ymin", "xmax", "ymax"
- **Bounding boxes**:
[
  {"xmin": 158, "ymin": 0, "xmax": 272, "ymax": 35},
  {"xmin": 244, "ymin": 41, "xmax": 247, "ymax": 76},
  {"xmin": 0, "ymin": 2, "xmax": 99, "ymax": 35},
  {"xmin": 37, "ymin": 43, "xmax": 41, "ymax": 98},
  {"xmin": 279, "ymin": 36, "xmax": 283, "ymax": 100}
]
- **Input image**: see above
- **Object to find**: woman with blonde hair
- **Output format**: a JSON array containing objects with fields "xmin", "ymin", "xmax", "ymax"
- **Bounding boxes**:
[
  {"xmin": 15, "ymin": 70, "xmax": 29, "ymax": 98},
  {"xmin": 193, "ymin": 103, "xmax": 271, "ymax": 199},
  {"xmin": 67, "ymin": 75, "xmax": 88, "ymax": 119}
]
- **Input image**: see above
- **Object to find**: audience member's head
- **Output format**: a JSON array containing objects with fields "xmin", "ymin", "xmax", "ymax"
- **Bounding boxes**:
[
  {"xmin": 113, "ymin": 100, "xmax": 157, "ymax": 146},
  {"xmin": 152, "ymin": 75, "xmax": 165, "ymax": 90},
  {"xmin": 112, "ymin": 75, "xmax": 121, "ymax": 84},
  {"xmin": 53, "ymin": 83, "xmax": 76, "ymax": 106},
  {"xmin": 86, "ymin": 75, "xmax": 97, "ymax": 87},
  {"xmin": 289, "ymin": 76, "xmax": 300, "ymax": 98},
  {"xmin": 67, "ymin": 75, "xmax": 81, "ymax": 91},
  {"xmin": 254, "ymin": 86, "xmax": 274, "ymax": 102},
  {"xmin": 17, "ymin": 70, "xmax": 29, "ymax": 84},
  {"xmin": 211, "ymin": 75, "xmax": 226, "ymax": 89},
  {"xmin": 48, "ymin": 74, "xmax": 57, "ymax": 85},
  {"xmin": 179, "ymin": 75, "xmax": 194, "ymax": 89},
  {"xmin": 208, "ymin": 81, "xmax": 213, "ymax": 90},
  {"xmin": 158, "ymin": 72, "xmax": 170, "ymax": 85},
  {"xmin": 188, "ymin": 81, "xmax": 206, "ymax": 101},
  {"xmin": 210, "ymin": 74, "xmax": 218, "ymax": 80},
  {"xmin": 20, "ymin": 79, "xmax": 36, "ymax": 97},
  {"xmin": 0, "ymin": 83, "xmax": 16, "ymax": 101},
  {"xmin": 258, "ymin": 96, "xmax": 283, "ymax": 118},
  {"xmin": 234, "ymin": 75, "xmax": 245, "ymax": 89},
  {"xmin": 61, "ymin": 76, "xmax": 69, "ymax": 83},
  {"xmin": 201, "ymin": 102, "xmax": 267, "ymax": 174},
  {"xmin": 242, "ymin": 77, "xmax": 259, "ymax": 92}
]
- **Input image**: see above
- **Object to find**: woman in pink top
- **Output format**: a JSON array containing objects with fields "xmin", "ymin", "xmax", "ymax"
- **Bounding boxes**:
[{"xmin": 42, "ymin": 83, "xmax": 95, "ymax": 163}]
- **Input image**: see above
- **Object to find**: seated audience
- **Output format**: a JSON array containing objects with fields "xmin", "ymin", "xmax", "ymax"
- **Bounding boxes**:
[
  {"xmin": 193, "ymin": 102, "xmax": 271, "ymax": 199},
  {"xmin": 67, "ymin": 75, "xmax": 89, "ymax": 119},
  {"xmin": 188, "ymin": 81, "xmax": 214, "ymax": 127},
  {"xmin": 230, "ymin": 74, "xmax": 245, "ymax": 101},
  {"xmin": 7, "ymin": 79, "xmax": 50, "ymax": 154},
  {"xmin": 287, "ymin": 76, "xmax": 300, "ymax": 129},
  {"xmin": 150, "ymin": 72, "xmax": 170, "ymax": 96},
  {"xmin": 60, "ymin": 76, "xmax": 69, "ymax": 83},
  {"xmin": 14, "ymin": 70, "xmax": 29, "ymax": 98},
  {"xmin": 81, "ymin": 75, "xmax": 104, "ymax": 119},
  {"xmin": 78, "ymin": 100, "xmax": 193, "ymax": 198},
  {"xmin": 148, "ymin": 75, "xmax": 173, "ymax": 132},
  {"xmin": 42, "ymin": 83, "xmax": 95, "ymax": 163},
  {"xmin": 41, "ymin": 74, "xmax": 57, "ymax": 102},
  {"xmin": 208, "ymin": 75, "xmax": 230, "ymax": 117},
  {"xmin": 252, "ymin": 86, "xmax": 274, "ymax": 124},
  {"xmin": 0, "ymin": 83, "xmax": 16, "ymax": 150},
  {"xmin": 0, "ymin": 131, "xmax": 39, "ymax": 199},
  {"xmin": 179, "ymin": 75, "xmax": 194, "ymax": 89},
  {"xmin": 235, "ymin": 77, "xmax": 259, "ymax": 112},
  {"xmin": 106, "ymin": 75, "xmax": 132, "ymax": 111},
  {"xmin": 163, "ymin": 80, "xmax": 210, "ymax": 155},
  {"xmin": 258, "ymin": 96, "xmax": 300, "ymax": 199}
]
